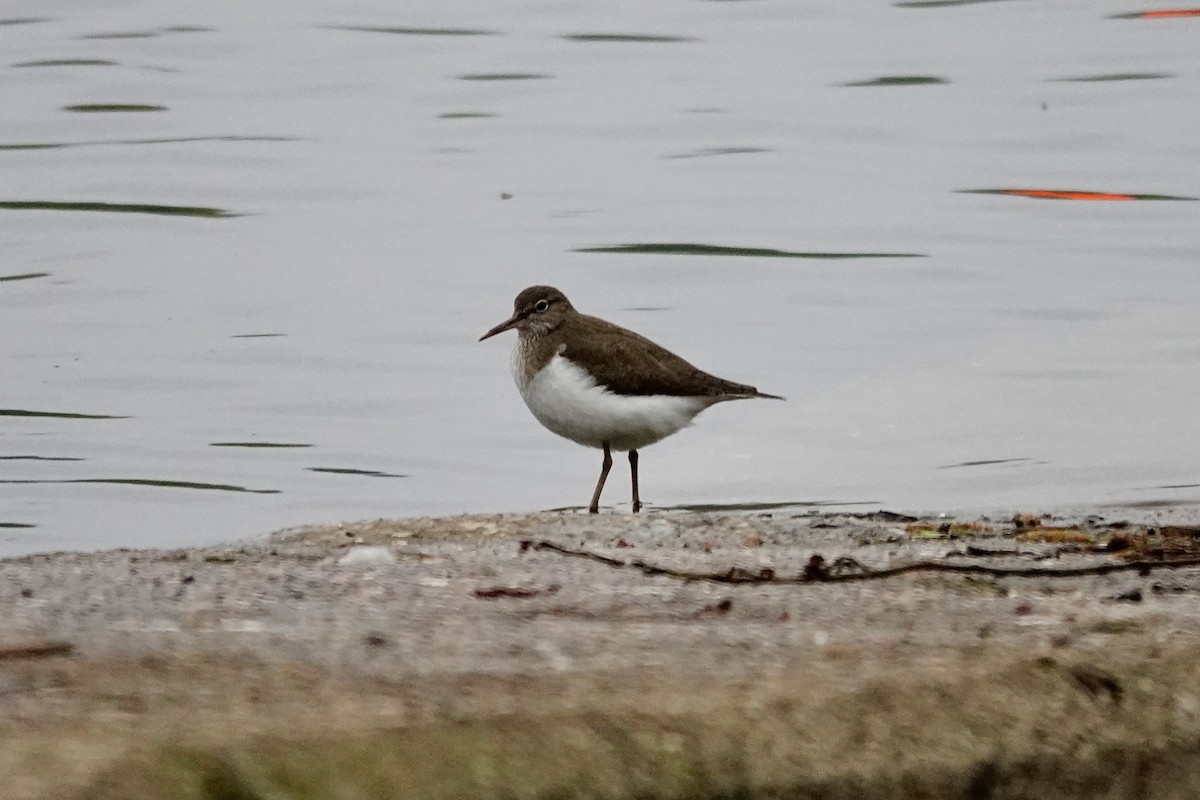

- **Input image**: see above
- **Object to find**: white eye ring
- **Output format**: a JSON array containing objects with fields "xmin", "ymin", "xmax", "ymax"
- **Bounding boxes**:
[{"xmin": 534, "ymin": 299, "xmax": 549, "ymax": 312}]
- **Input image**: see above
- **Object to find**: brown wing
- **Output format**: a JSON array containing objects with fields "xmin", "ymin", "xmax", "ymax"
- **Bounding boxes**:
[{"xmin": 561, "ymin": 314, "xmax": 773, "ymax": 398}]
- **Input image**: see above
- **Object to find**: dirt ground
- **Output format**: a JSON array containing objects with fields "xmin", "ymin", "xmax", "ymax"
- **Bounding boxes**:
[{"xmin": 3, "ymin": 508, "xmax": 1200, "ymax": 799}]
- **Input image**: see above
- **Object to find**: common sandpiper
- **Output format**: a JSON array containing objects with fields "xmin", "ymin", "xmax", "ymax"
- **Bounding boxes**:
[{"xmin": 480, "ymin": 286, "xmax": 783, "ymax": 513}]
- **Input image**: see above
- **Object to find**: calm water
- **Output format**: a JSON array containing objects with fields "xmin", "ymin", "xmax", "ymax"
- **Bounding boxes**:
[{"xmin": 2, "ymin": 1, "xmax": 1198, "ymax": 556}]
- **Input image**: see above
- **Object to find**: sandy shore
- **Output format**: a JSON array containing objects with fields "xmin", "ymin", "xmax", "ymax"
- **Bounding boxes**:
[{"xmin": 3, "ymin": 508, "xmax": 1200, "ymax": 799}]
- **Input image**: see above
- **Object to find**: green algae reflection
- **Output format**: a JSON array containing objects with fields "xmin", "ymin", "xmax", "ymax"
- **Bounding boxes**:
[
  {"xmin": 0, "ymin": 201, "xmax": 236, "ymax": 218},
  {"xmin": 575, "ymin": 243, "xmax": 925, "ymax": 259}
]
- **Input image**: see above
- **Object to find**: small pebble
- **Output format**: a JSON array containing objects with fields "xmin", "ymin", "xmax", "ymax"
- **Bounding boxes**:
[{"xmin": 338, "ymin": 546, "xmax": 396, "ymax": 566}]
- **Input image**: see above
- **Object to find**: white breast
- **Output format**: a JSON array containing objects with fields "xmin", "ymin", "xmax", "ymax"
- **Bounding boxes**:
[{"xmin": 512, "ymin": 350, "xmax": 716, "ymax": 452}]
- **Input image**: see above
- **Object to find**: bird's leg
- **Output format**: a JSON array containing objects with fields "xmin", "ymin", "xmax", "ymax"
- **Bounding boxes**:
[
  {"xmin": 589, "ymin": 442, "xmax": 613, "ymax": 514},
  {"xmin": 629, "ymin": 449, "xmax": 641, "ymax": 513}
]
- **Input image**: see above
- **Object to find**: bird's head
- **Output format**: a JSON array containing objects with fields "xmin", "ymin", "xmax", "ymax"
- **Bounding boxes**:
[{"xmin": 479, "ymin": 286, "xmax": 574, "ymax": 340}]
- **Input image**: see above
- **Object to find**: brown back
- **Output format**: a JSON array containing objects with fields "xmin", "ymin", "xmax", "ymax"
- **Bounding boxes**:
[{"xmin": 557, "ymin": 313, "xmax": 777, "ymax": 399}]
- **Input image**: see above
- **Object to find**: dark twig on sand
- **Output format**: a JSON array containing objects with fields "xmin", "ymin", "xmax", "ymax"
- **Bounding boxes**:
[
  {"xmin": 519, "ymin": 540, "xmax": 1200, "ymax": 585},
  {"xmin": 474, "ymin": 584, "xmax": 561, "ymax": 599},
  {"xmin": 0, "ymin": 639, "xmax": 74, "ymax": 661}
]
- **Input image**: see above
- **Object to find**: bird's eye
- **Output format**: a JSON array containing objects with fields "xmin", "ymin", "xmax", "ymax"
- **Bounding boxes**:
[{"xmin": 534, "ymin": 299, "xmax": 549, "ymax": 313}]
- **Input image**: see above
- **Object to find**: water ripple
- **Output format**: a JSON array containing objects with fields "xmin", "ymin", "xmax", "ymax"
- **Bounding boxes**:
[
  {"xmin": 840, "ymin": 76, "xmax": 949, "ymax": 87},
  {"xmin": 306, "ymin": 467, "xmax": 407, "ymax": 478},
  {"xmin": 323, "ymin": 24, "xmax": 497, "ymax": 36},
  {"xmin": 960, "ymin": 188, "xmax": 1197, "ymax": 201},
  {"xmin": 575, "ymin": 243, "xmax": 926, "ymax": 259},
  {"xmin": 0, "ymin": 408, "xmax": 127, "ymax": 419},
  {"xmin": 63, "ymin": 104, "xmax": 166, "ymax": 113},
  {"xmin": 13, "ymin": 59, "xmax": 119, "ymax": 68},
  {"xmin": 0, "ymin": 201, "xmax": 238, "ymax": 218},
  {"xmin": 562, "ymin": 33, "xmax": 695, "ymax": 43},
  {"xmin": 0, "ymin": 136, "xmax": 297, "ymax": 151},
  {"xmin": 0, "ymin": 478, "xmax": 279, "ymax": 494},
  {"xmin": 210, "ymin": 442, "xmax": 313, "ymax": 448}
]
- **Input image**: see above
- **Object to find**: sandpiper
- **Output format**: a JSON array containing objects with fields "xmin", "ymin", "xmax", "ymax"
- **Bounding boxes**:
[{"xmin": 479, "ymin": 286, "xmax": 783, "ymax": 513}]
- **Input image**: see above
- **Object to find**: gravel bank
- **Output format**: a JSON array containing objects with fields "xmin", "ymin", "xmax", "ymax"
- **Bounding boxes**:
[{"xmin": 3, "ymin": 509, "xmax": 1200, "ymax": 799}]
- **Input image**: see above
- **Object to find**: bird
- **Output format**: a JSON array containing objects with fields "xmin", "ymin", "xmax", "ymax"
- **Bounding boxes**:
[{"xmin": 479, "ymin": 286, "xmax": 783, "ymax": 513}]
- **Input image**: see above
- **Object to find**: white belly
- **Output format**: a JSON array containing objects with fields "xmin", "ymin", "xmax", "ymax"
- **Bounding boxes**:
[{"xmin": 513, "ymin": 352, "xmax": 714, "ymax": 451}]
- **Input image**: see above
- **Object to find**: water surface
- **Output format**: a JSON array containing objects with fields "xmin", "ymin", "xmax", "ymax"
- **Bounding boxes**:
[{"xmin": 1, "ymin": 1, "xmax": 1197, "ymax": 556}]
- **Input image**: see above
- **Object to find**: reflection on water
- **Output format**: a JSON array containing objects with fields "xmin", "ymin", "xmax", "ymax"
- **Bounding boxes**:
[
  {"xmin": 306, "ymin": 467, "xmax": 407, "ymax": 478},
  {"xmin": 1110, "ymin": 10, "xmax": 1200, "ymax": 20},
  {"xmin": 0, "ymin": 455, "xmax": 85, "ymax": 461},
  {"xmin": 13, "ymin": 59, "xmax": 119, "ymax": 67},
  {"xmin": 562, "ymin": 34, "xmax": 695, "ymax": 43},
  {"xmin": 575, "ymin": 244, "xmax": 925, "ymax": 259},
  {"xmin": 321, "ymin": 25, "xmax": 497, "ymax": 37},
  {"xmin": 0, "ymin": 201, "xmax": 236, "ymax": 217},
  {"xmin": 894, "ymin": 0, "xmax": 1017, "ymax": 7},
  {"xmin": 1, "ymin": 0, "xmax": 1198, "ymax": 556},
  {"xmin": 1, "ymin": 409, "xmax": 127, "ymax": 419},
  {"xmin": 1050, "ymin": 73, "xmax": 1172, "ymax": 82},
  {"xmin": 840, "ymin": 76, "xmax": 949, "ymax": 87},
  {"xmin": 655, "ymin": 500, "xmax": 876, "ymax": 513},
  {"xmin": 958, "ymin": 189, "xmax": 1197, "ymax": 201},
  {"xmin": 938, "ymin": 458, "xmax": 1033, "ymax": 470},
  {"xmin": 79, "ymin": 27, "xmax": 214, "ymax": 39},
  {"xmin": 0, "ymin": 136, "xmax": 296, "ymax": 151},
  {"xmin": 63, "ymin": 104, "xmax": 167, "ymax": 113},
  {"xmin": 456, "ymin": 73, "xmax": 551, "ymax": 81},
  {"xmin": 664, "ymin": 147, "xmax": 771, "ymax": 159},
  {"xmin": 0, "ymin": 478, "xmax": 279, "ymax": 493},
  {"xmin": 210, "ymin": 442, "xmax": 312, "ymax": 448}
]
